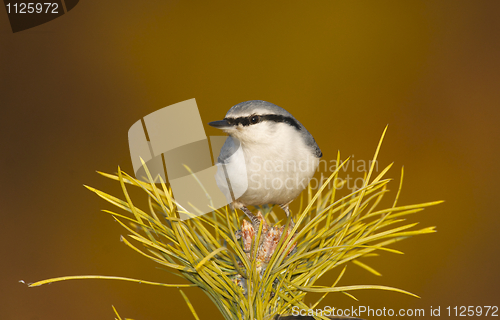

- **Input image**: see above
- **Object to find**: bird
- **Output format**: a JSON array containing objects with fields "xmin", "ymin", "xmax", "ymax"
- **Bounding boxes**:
[{"xmin": 208, "ymin": 100, "xmax": 322, "ymax": 227}]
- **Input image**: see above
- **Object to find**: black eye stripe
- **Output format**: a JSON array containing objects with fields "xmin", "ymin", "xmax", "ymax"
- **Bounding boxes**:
[{"xmin": 224, "ymin": 114, "xmax": 301, "ymax": 131}]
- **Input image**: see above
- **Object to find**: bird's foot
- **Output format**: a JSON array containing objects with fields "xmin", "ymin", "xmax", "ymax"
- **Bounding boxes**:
[
  {"xmin": 241, "ymin": 206, "xmax": 261, "ymax": 229},
  {"xmin": 279, "ymin": 204, "xmax": 295, "ymax": 229},
  {"xmin": 235, "ymin": 229, "xmax": 242, "ymax": 240}
]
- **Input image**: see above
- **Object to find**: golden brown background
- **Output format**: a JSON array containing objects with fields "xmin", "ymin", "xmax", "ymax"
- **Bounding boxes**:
[{"xmin": 1, "ymin": 1, "xmax": 499, "ymax": 319}]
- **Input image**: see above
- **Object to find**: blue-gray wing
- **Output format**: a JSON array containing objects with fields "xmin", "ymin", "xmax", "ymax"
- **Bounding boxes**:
[
  {"xmin": 217, "ymin": 136, "xmax": 241, "ymax": 164},
  {"xmin": 306, "ymin": 134, "xmax": 322, "ymax": 158},
  {"xmin": 297, "ymin": 122, "xmax": 322, "ymax": 158}
]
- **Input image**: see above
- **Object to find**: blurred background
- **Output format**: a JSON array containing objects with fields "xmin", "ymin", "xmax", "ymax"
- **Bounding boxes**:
[{"xmin": 1, "ymin": 1, "xmax": 499, "ymax": 319}]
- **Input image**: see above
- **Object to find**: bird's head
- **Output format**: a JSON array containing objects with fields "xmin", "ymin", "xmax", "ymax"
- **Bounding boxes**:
[{"xmin": 208, "ymin": 100, "xmax": 302, "ymax": 145}]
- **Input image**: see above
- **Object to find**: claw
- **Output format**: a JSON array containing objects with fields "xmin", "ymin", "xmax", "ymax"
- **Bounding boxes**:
[
  {"xmin": 235, "ymin": 229, "xmax": 242, "ymax": 240},
  {"xmin": 279, "ymin": 204, "xmax": 295, "ymax": 228}
]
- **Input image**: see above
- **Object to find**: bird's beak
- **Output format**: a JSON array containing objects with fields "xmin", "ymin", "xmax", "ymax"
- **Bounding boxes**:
[{"xmin": 208, "ymin": 119, "xmax": 232, "ymax": 129}]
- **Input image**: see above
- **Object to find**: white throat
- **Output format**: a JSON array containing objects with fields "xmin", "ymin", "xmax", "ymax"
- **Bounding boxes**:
[{"xmin": 223, "ymin": 122, "xmax": 319, "ymax": 208}]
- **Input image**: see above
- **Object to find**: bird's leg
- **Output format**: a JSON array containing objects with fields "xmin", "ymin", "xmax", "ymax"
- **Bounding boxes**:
[
  {"xmin": 279, "ymin": 204, "xmax": 295, "ymax": 228},
  {"xmin": 280, "ymin": 204, "xmax": 298, "ymax": 257},
  {"xmin": 241, "ymin": 206, "xmax": 261, "ymax": 229}
]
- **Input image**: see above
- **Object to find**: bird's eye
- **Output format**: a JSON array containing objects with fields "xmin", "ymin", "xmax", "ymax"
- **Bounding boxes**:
[{"xmin": 250, "ymin": 115, "xmax": 259, "ymax": 124}]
